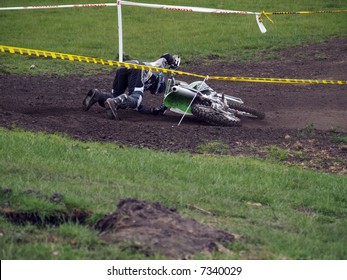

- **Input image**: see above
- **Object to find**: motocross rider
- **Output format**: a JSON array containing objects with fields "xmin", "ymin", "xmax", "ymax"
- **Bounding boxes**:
[{"xmin": 82, "ymin": 53, "xmax": 178, "ymax": 118}]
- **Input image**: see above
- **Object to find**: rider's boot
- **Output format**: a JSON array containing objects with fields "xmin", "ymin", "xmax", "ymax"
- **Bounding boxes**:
[{"xmin": 83, "ymin": 89, "xmax": 110, "ymax": 111}]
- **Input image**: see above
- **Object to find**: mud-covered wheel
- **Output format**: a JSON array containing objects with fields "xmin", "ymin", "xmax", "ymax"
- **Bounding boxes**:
[
  {"xmin": 228, "ymin": 102, "xmax": 265, "ymax": 120},
  {"xmin": 191, "ymin": 104, "xmax": 241, "ymax": 127}
]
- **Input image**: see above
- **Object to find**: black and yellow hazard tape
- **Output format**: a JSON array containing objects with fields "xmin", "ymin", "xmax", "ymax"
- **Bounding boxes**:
[
  {"xmin": 263, "ymin": 10, "xmax": 347, "ymax": 16},
  {"xmin": 260, "ymin": 9, "xmax": 347, "ymax": 23},
  {"xmin": 1, "ymin": 45, "xmax": 346, "ymax": 85}
]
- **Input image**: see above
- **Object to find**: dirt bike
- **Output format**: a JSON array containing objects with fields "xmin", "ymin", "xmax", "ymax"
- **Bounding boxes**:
[{"xmin": 162, "ymin": 61, "xmax": 265, "ymax": 127}]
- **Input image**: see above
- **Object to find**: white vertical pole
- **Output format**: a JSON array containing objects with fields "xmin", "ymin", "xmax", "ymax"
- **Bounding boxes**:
[{"xmin": 117, "ymin": 0, "xmax": 123, "ymax": 62}]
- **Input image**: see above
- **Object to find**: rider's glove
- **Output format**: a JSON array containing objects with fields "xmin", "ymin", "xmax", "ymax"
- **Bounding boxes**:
[
  {"xmin": 137, "ymin": 105, "xmax": 153, "ymax": 114},
  {"xmin": 152, "ymin": 104, "xmax": 168, "ymax": 115},
  {"xmin": 160, "ymin": 53, "xmax": 180, "ymax": 69}
]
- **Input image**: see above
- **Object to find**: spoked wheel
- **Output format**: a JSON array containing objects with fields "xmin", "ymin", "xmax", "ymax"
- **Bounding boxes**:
[
  {"xmin": 227, "ymin": 102, "xmax": 265, "ymax": 120},
  {"xmin": 191, "ymin": 104, "xmax": 241, "ymax": 127}
]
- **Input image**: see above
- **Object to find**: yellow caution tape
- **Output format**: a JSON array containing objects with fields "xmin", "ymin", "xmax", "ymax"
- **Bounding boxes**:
[
  {"xmin": 1, "ymin": 45, "xmax": 346, "ymax": 85},
  {"xmin": 263, "ymin": 10, "xmax": 347, "ymax": 15}
]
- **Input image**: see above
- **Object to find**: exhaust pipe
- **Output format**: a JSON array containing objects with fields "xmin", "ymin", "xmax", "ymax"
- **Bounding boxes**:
[{"xmin": 172, "ymin": 86, "xmax": 197, "ymax": 98}]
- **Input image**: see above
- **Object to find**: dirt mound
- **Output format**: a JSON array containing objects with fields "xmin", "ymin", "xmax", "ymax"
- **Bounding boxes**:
[
  {"xmin": 94, "ymin": 198, "xmax": 234, "ymax": 259},
  {"xmin": 0, "ymin": 38, "xmax": 346, "ymax": 174}
]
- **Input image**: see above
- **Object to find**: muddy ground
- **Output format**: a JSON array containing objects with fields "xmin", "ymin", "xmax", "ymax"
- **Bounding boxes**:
[{"xmin": 0, "ymin": 38, "xmax": 346, "ymax": 174}]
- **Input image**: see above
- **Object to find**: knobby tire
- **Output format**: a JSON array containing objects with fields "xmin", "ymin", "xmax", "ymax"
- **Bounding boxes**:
[{"xmin": 191, "ymin": 104, "xmax": 241, "ymax": 127}]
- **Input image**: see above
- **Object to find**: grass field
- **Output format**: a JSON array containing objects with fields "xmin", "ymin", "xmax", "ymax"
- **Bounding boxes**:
[
  {"xmin": 1, "ymin": 128, "xmax": 346, "ymax": 260},
  {"xmin": 0, "ymin": 0, "xmax": 347, "ymax": 260},
  {"xmin": 1, "ymin": 0, "xmax": 346, "ymax": 74}
]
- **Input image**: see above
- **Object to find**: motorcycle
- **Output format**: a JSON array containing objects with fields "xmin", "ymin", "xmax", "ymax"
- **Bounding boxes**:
[{"xmin": 162, "ymin": 58, "xmax": 265, "ymax": 127}]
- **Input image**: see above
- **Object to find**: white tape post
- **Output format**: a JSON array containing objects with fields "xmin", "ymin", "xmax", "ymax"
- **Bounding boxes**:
[{"xmin": 117, "ymin": 0, "xmax": 123, "ymax": 62}]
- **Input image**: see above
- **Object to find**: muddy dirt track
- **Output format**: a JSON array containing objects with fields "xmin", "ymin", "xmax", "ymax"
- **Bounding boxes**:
[{"xmin": 0, "ymin": 38, "xmax": 346, "ymax": 174}]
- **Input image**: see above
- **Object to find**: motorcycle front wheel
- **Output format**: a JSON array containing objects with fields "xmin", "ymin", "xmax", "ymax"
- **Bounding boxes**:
[{"xmin": 191, "ymin": 104, "xmax": 241, "ymax": 127}]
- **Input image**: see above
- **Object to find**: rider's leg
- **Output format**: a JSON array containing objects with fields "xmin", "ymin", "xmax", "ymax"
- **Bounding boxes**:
[
  {"xmin": 104, "ymin": 93, "xmax": 141, "ymax": 119},
  {"xmin": 104, "ymin": 69, "xmax": 144, "ymax": 119},
  {"xmin": 112, "ymin": 67, "xmax": 129, "ymax": 97}
]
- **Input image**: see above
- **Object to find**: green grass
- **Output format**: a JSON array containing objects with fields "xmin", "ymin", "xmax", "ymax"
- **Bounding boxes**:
[
  {"xmin": 331, "ymin": 133, "xmax": 347, "ymax": 145},
  {"xmin": 1, "ymin": 0, "xmax": 346, "ymax": 74},
  {"xmin": 0, "ymin": 0, "xmax": 346, "ymax": 260},
  {"xmin": 1, "ymin": 128, "xmax": 346, "ymax": 259},
  {"xmin": 197, "ymin": 140, "xmax": 230, "ymax": 155}
]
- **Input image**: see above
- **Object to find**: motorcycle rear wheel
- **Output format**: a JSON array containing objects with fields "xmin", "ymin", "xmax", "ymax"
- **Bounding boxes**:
[
  {"xmin": 227, "ymin": 102, "xmax": 265, "ymax": 120},
  {"xmin": 191, "ymin": 104, "xmax": 241, "ymax": 127}
]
